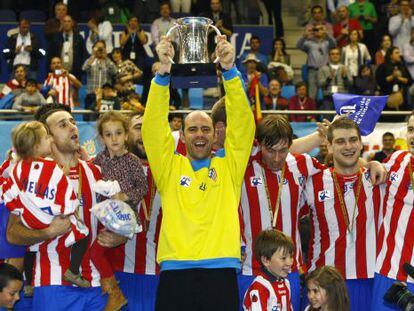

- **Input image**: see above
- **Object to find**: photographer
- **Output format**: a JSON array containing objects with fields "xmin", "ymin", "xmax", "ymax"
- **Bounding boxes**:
[
  {"xmin": 44, "ymin": 56, "xmax": 82, "ymax": 108},
  {"xmin": 82, "ymin": 40, "xmax": 117, "ymax": 118}
]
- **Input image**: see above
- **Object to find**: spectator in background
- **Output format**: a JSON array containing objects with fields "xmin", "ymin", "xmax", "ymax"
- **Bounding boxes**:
[
  {"xmin": 151, "ymin": 1, "xmax": 176, "ymax": 46},
  {"xmin": 202, "ymin": 0, "xmax": 233, "ymax": 54},
  {"xmin": 263, "ymin": 79, "xmax": 288, "ymax": 110},
  {"xmin": 13, "ymin": 79, "xmax": 46, "ymax": 112},
  {"xmin": 288, "ymin": 81, "xmax": 317, "ymax": 122},
  {"xmin": 3, "ymin": 19, "xmax": 43, "ymax": 80},
  {"xmin": 239, "ymin": 36, "xmax": 268, "ymax": 73},
  {"xmin": 82, "ymin": 40, "xmax": 117, "ymax": 115},
  {"xmin": 242, "ymin": 54, "xmax": 268, "ymax": 102},
  {"xmin": 268, "ymin": 38, "xmax": 291, "ymax": 65},
  {"xmin": 315, "ymin": 141, "xmax": 329, "ymax": 163},
  {"xmin": 95, "ymin": 83, "xmax": 121, "ymax": 112},
  {"xmin": 341, "ymin": 29, "xmax": 371, "ymax": 78},
  {"xmin": 111, "ymin": 48, "xmax": 142, "ymax": 100},
  {"xmin": 48, "ymin": 15, "xmax": 86, "ymax": 81},
  {"xmin": 0, "ymin": 263, "xmax": 23, "ymax": 310},
  {"xmin": 318, "ymin": 47, "xmax": 352, "ymax": 111},
  {"xmin": 171, "ymin": 0, "xmax": 192, "ymax": 13},
  {"xmin": 388, "ymin": 0, "xmax": 414, "ymax": 52},
  {"xmin": 0, "ymin": 65, "xmax": 27, "ymax": 99},
  {"xmin": 348, "ymin": 0, "xmax": 377, "ymax": 55},
  {"xmin": 44, "ymin": 56, "xmax": 82, "ymax": 108},
  {"xmin": 305, "ymin": 5, "xmax": 333, "ymax": 39},
  {"xmin": 372, "ymin": 132, "xmax": 395, "ymax": 162},
  {"xmin": 44, "ymin": 2, "xmax": 69, "ymax": 41},
  {"xmin": 168, "ymin": 113, "xmax": 183, "ymax": 131},
  {"xmin": 262, "ymin": 0, "xmax": 284, "ymax": 38},
  {"xmin": 403, "ymin": 28, "xmax": 414, "ymax": 80},
  {"xmin": 375, "ymin": 34, "xmax": 392, "ymax": 66},
  {"xmin": 352, "ymin": 64, "xmax": 377, "ymax": 96},
  {"xmin": 333, "ymin": 5, "xmax": 363, "ymax": 48},
  {"xmin": 326, "ymin": 0, "xmax": 350, "ymax": 21},
  {"xmin": 120, "ymin": 16, "xmax": 148, "ymax": 72},
  {"xmin": 297, "ymin": 24, "xmax": 336, "ymax": 100},
  {"xmin": 86, "ymin": 12, "xmax": 114, "ymax": 55}
]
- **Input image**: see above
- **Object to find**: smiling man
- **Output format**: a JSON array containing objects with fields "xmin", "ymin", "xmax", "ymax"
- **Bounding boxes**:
[
  {"xmin": 303, "ymin": 117, "xmax": 382, "ymax": 310},
  {"xmin": 142, "ymin": 35, "xmax": 254, "ymax": 310}
]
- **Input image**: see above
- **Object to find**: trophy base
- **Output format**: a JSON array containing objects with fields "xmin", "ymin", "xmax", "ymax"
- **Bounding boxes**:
[{"xmin": 171, "ymin": 63, "xmax": 217, "ymax": 89}]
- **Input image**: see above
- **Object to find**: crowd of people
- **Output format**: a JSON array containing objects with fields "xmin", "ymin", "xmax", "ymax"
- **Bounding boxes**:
[{"xmin": 2, "ymin": 1, "xmax": 414, "ymax": 311}]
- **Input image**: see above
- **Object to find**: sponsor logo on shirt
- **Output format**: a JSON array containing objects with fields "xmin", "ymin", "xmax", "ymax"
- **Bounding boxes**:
[
  {"xmin": 179, "ymin": 176, "xmax": 191, "ymax": 187},
  {"xmin": 250, "ymin": 176, "xmax": 263, "ymax": 187},
  {"xmin": 208, "ymin": 168, "xmax": 217, "ymax": 182},
  {"xmin": 24, "ymin": 180, "xmax": 56, "ymax": 200},
  {"xmin": 390, "ymin": 172, "xmax": 399, "ymax": 183},
  {"xmin": 318, "ymin": 190, "xmax": 331, "ymax": 202}
]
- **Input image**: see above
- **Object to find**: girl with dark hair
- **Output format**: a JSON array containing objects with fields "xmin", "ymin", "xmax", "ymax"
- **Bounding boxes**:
[
  {"xmin": 0, "ymin": 263, "xmax": 23, "ymax": 309},
  {"xmin": 86, "ymin": 11, "xmax": 113, "ymax": 54},
  {"xmin": 268, "ymin": 38, "xmax": 291, "ymax": 65},
  {"xmin": 375, "ymin": 34, "xmax": 392, "ymax": 66},
  {"xmin": 341, "ymin": 29, "xmax": 371, "ymax": 77}
]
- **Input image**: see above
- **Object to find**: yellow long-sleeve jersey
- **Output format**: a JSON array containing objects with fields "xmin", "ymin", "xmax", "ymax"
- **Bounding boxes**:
[{"xmin": 142, "ymin": 67, "xmax": 255, "ymax": 271}]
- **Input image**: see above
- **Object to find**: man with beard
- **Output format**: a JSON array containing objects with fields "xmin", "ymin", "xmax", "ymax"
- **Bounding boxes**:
[
  {"xmin": 142, "ymin": 35, "xmax": 254, "ymax": 310},
  {"xmin": 304, "ymin": 117, "xmax": 382, "ymax": 310},
  {"xmin": 6, "ymin": 104, "xmax": 126, "ymax": 311}
]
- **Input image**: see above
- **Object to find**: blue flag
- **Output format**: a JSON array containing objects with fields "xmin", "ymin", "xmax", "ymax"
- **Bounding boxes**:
[{"xmin": 333, "ymin": 93, "xmax": 388, "ymax": 136}]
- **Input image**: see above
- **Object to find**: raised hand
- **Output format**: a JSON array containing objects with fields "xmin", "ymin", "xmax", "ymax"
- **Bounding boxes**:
[
  {"xmin": 215, "ymin": 35, "xmax": 234, "ymax": 70},
  {"xmin": 155, "ymin": 36, "xmax": 174, "ymax": 75}
]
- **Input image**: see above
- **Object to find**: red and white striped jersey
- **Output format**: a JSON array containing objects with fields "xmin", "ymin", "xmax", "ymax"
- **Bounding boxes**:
[
  {"xmin": 243, "ymin": 272, "xmax": 292, "ymax": 311},
  {"xmin": 44, "ymin": 74, "xmax": 74, "ymax": 108},
  {"xmin": 376, "ymin": 150, "xmax": 414, "ymax": 282},
  {"xmin": 112, "ymin": 164, "xmax": 162, "ymax": 275},
  {"xmin": 28, "ymin": 160, "xmax": 102, "ymax": 287},
  {"xmin": 240, "ymin": 152, "xmax": 323, "ymax": 275},
  {"xmin": 305, "ymin": 167, "xmax": 382, "ymax": 280}
]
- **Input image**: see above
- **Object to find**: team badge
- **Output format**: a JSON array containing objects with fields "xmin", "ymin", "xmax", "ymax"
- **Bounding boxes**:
[
  {"xmin": 389, "ymin": 172, "xmax": 399, "ymax": 183},
  {"xmin": 179, "ymin": 176, "xmax": 191, "ymax": 187},
  {"xmin": 208, "ymin": 168, "xmax": 217, "ymax": 182},
  {"xmin": 250, "ymin": 176, "xmax": 263, "ymax": 187},
  {"xmin": 318, "ymin": 190, "xmax": 331, "ymax": 202}
]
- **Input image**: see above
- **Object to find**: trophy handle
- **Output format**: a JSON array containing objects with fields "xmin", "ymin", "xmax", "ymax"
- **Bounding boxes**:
[
  {"xmin": 209, "ymin": 24, "xmax": 222, "ymax": 63},
  {"xmin": 165, "ymin": 24, "xmax": 180, "ymax": 64}
]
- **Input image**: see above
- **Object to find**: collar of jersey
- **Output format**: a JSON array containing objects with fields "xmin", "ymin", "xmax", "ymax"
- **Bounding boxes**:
[{"xmin": 191, "ymin": 158, "xmax": 211, "ymax": 171}]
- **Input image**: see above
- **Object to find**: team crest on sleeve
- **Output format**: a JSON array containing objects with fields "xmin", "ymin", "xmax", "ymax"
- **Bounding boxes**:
[
  {"xmin": 389, "ymin": 172, "xmax": 399, "ymax": 183},
  {"xmin": 179, "ymin": 176, "xmax": 191, "ymax": 187},
  {"xmin": 318, "ymin": 190, "xmax": 331, "ymax": 202},
  {"xmin": 208, "ymin": 168, "xmax": 217, "ymax": 182},
  {"xmin": 250, "ymin": 176, "xmax": 263, "ymax": 187}
]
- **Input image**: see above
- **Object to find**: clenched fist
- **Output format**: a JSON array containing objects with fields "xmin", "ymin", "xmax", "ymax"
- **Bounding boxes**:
[{"xmin": 215, "ymin": 35, "xmax": 234, "ymax": 71}]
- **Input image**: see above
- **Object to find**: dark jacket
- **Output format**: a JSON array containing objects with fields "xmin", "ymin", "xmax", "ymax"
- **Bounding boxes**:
[
  {"xmin": 48, "ymin": 31, "xmax": 87, "ymax": 79},
  {"xmin": 3, "ymin": 32, "xmax": 43, "ymax": 72}
]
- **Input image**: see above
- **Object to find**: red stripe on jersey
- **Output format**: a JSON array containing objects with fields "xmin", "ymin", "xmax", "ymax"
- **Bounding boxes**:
[
  {"xmin": 55, "ymin": 175, "xmax": 69, "ymax": 214},
  {"xmin": 355, "ymin": 188, "xmax": 368, "ymax": 278},
  {"xmin": 35, "ymin": 161, "xmax": 55, "ymax": 199}
]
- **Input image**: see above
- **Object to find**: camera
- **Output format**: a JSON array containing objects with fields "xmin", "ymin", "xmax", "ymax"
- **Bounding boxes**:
[
  {"xmin": 384, "ymin": 282, "xmax": 414, "ymax": 311},
  {"xmin": 55, "ymin": 69, "xmax": 62, "ymax": 75},
  {"xmin": 312, "ymin": 27, "xmax": 319, "ymax": 32},
  {"xmin": 97, "ymin": 47, "xmax": 104, "ymax": 52}
]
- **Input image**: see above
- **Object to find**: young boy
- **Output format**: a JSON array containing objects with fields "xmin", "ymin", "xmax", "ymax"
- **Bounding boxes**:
[
  {"xmin": 243, "ymin": 229, "xmax": 294, "ymax": 311},
  {"xmin": 13, "ymin": 79, "xmax": 46, "ymax": 111}
]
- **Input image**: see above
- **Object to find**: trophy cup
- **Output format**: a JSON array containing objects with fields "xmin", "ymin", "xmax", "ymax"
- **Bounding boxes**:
[{"xmin": 165, "ymin": 17, "xmax": 222, "ymax": 88}]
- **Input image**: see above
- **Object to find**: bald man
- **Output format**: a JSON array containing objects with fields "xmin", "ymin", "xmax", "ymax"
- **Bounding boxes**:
[{"xmin": 142, "ymin": 36, "xmax": 255, "ymax": 310}]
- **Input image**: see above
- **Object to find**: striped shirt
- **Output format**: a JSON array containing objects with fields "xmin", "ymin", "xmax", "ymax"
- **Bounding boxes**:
[
  {"xmin": 240, "ymin": 152, "xmax": 323, "ymax": 275},
  {"xmin": 305, "ymin": 167, "xmax": 382, "ymax": 279},
  {"xmin": 44, "ymin": 73, "xmax": 75, "ymax": 108},
  {"xmin": 376, "ymin": 151, "xmax": 414, "ymax": 282}
]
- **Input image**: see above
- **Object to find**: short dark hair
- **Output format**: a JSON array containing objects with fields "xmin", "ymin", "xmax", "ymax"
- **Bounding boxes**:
[
  {"xmin": 295, "ymin": 81, "xmax": 307, "ymax": 90},
  {"xmin": 26, "ymin": 79, "xmax": 37, "ymax": 86},
  {"xmin": 211, "ymin": 97, "xmax": 226, "ymax": 126},
  {"xmin": 382, "ymin": 132, "xmax": 395, "ymax": 139},
  {"xmin": 93, "ymin": 40, "xmax": 106, "ymax": 48},
  {"xmin": 250, "ymin": 36, "xmax": 260, "ymax": 43},
  {"xmin": 254, "ymin": 229, "xmax": 294, "ymax": 265},
  {"xmin": 14, "ymin": 64, "xmax": 26, "ymax": 72},
  {"xmin": 168, "ymin": 112, "xmax": 183, "ymax": 122},
  {"xmin": 256, "ymin": 115, "xmax": 293, "ymax": 148},
  {"xmin": 311, "ymin": 4, "xmax": 323, "ymax": 13},
  {"xmin": 34, "ymin": 103, "xmax": 71, "ymax": 125},
  {"xmin": 160, "ymin": 1, "xmax": 171, "ymax": 9},
  {"xmin": 326, "ymin": 117, "xmax": 361, "ymax": 143},
  {"xmin": 0, "ymin": 263, "xmax": 23, "ymax": 292}
]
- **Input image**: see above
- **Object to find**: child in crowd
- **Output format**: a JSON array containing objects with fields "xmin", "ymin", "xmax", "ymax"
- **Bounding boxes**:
[
  {"xmin": 12, "ymin": 79, "xmax": 46, "ymax": 112},
  {"xmin": 306, "ymin": 266, "xmax": 350, "ymax": 311},
  {"xmin": 91, "ymin": 111, "xmax": 148, "ymax": 310},
  {"xmin": 95, "ymin": 83, "xmax": 121, "ymax": 112},
  {"xmin": 1, "ymin": 121, "xmax": 90, "ymax": 295},
  {"xmin": 243, "ymin": 229, "xmax": 294, "ymax": 311}
]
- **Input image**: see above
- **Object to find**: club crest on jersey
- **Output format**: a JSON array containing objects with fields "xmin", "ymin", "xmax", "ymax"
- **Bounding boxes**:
[
  {"xmin": 318, "ymin": 190, "xmax": 331, "ymax": 202},
  {"xmin": 179, "ymin": 176, "xmax": 191, "ymax": 187},
  {"xmin": 250, "ymin": 176, "xmax": 263, "ymax": 187},
  {"xmin": 208, "ymin": 168, "xmax": 217, "ymax": 182},
  {"xmin": 277, "ymin": 175, "xmax": 288, "ymax": 185},
  {"xmin": 389, "ymin": 172, "xmax": 399, "ymax": 183}
]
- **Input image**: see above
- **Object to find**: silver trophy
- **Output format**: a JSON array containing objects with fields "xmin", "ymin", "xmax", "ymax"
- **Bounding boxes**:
[{"xmin": 166, "ymin": 17, "xmax": 222, "ymax": 88}]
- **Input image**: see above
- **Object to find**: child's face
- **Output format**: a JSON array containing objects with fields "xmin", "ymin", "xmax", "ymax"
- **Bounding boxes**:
[
  {"xmin": 26, "ymin": 84, "xmax": 37, "ymax": 95},
  {"xmin": 34, "ymin": 126, "xmax": 52, "ymax": 158},
  {"xmin": 307, "ymin": 280, "xmax": 328, "ymax": 310},
  {"xmin": 262, "ymin": 248, "xmax": 293, "ymax": 278},
  {"xmin": 101, "ymin": 121, "xmax": 128, "ymax": 157}
]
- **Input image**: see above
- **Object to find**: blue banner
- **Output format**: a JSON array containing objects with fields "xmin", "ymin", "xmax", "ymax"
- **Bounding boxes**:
[
  {"xmin": 333, "ymin": 93, "xmax": 388, "ymax": 136},
  {"xmin": 0, "ymin": 23, "xmax": 274, "ymax": 83}
]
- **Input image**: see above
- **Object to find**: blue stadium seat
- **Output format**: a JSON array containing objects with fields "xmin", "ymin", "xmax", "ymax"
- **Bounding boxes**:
[
  {"xmin": 0, "ymin": 10, "xmax": 16, "ymax": 22},
  {"xmin": 281, "ymin": 85, "xmax": 296, "ymax": 100},
  {"xmin": 135, "ymin": 84, "xmax": 144, "ymax": 96},
  {"xmin": 188, "ymin": 88, "xmax": 204, "ymax": 109},
  {"xmin": 317, "ymin": 88, "xmax": 324, "ymax": 102},
  {"xmin": 20, "ymin": 10, "xmax": 46, "ymax": 22}
]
